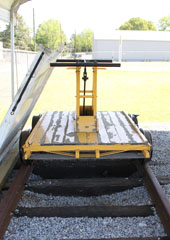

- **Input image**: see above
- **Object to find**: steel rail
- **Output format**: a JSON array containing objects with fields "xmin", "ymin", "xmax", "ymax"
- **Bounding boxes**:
[
  {"xmin": 137, "ymin": 161, "xmax": 170, "ymax": 236},
  {"xmin": 0, "ymin": 163, "xmax": 33, "ymax": 239}
]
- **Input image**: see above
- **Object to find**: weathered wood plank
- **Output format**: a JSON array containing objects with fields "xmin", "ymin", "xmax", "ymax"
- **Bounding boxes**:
[
  {"xmin": 4, "ymin": 176, "xmax": 170, "ymax": 192},
  {"xmin": 16, "ymin": 205, "xmax": 154, "ymax": 218},
  {"xmin": 26, "ymin": 177, "xmax": 143, "ymax": 196},
  {"xmin": 116, "ymin": 112, "xmax": 142, "ymax": 144},
  {"xmin": 35, "ymin": 111, "xmax": 147, "ymax": 146},
  {"xmin": 31, "ymin": 112, "xmax": 54, "ymax": 145},
  {"xmin": 52, "ymin": 111, "xmax": 69, "ymax": 144},
  {"xmin": 42, "ymin": 111, "xmax": 60, "ymax": 145},
  {"xmin": 101, "ymin": 112, "xmax": 121, "ymax": 144},
  {"xmin": 108, "ymin": 112, "xmax": 131, "ymax": 144},
  {"xmin": 97, "ymin": 112, "xmax": 110, "ymax": 144},
  {"xmin": 64, "ymin": 111, "xmax": 76, "ymax": 144}
]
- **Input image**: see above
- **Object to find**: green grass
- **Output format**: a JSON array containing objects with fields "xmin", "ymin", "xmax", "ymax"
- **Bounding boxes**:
[
  {"xmin": 31, "ymin": 68, "xmax": 170, "ymax": 123},
  {"xmin": 1, "ymin": 67, "xmax": 170, "ymax": 125}
]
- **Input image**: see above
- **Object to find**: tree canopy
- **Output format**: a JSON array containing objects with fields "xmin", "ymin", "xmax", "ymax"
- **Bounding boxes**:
[
  {"xmin": 158, "ymin": 15, "xmax": 170, "ymax": 31},
  {"xmin": 119, "ymin": 17, "xmax": 156, "ymax": 31},
  {"xmin": 0, "ymin": 14, "xmax": 32, "ymax": 50},
  {"xmin": 35, "ymin": 19, "xmax": 66, "ymax": 50},
  {"xmin": 70, "ymin": 29, "xmax": 93, "ymax": 52}
]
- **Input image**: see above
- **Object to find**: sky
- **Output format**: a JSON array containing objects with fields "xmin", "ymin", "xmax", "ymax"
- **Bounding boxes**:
[{"xmin": 4, "ymin": 0, "xmax": 170, "ymax": 39}]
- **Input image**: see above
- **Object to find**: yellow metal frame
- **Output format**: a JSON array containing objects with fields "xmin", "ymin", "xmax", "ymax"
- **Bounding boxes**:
[
  {"xmin": 75, "ymin": 66, "xmax": 98, "ymax": 143},
  {"xmin": 23, "ymin": 143, "xmax": 151, "ymax": 160},
  {"xmin": 22, "ymin": 66, "xmax": 151, "ymax": 160},
  {"xmin": 92, "ymin": 67, "xmax": 97, "ymax": 116},
  {"xmin": 76, "ymin": 66, "xmax": 97, "ymax": 117},
  {"xmin": 76, "ymin": 67, "xmax": 81, "ymax": 116}
]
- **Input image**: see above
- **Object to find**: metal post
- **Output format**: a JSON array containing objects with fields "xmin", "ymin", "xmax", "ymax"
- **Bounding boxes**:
[
  {"xmin": 92, "ymin": 67, "xmax": 97, "ymax": 116},
  {"xmin": 10, "ymin": 11, "xmax": 15, "ymax": 102},
  {"xmin": 76, "ymin": 67, "xmax": 81, "ymax": 116},
  {"xmin": 74, "ymin": 30, "xmax": 76, "ymax": 56},
  {"xmin": 15, "ymin": 50, "xmax": 18, "ymax": 91},
  {"xmin": 118, "ymin": 36, "xmax": 122, "ymax": 62},
  {"xmin": 27, "ymin": 52, "xmax": 29, "ymax": 70}
]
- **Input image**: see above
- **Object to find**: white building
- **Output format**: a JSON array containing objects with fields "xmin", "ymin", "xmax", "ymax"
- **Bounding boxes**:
[{"xmin": 92, "ymin": 30, "xmax": 170, "ymax": 61}]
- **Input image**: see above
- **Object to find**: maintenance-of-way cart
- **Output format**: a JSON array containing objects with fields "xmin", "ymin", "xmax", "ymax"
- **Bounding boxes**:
[{"xmin": 21, "ymin": 59, "xmax": 152, "ymax": 163}]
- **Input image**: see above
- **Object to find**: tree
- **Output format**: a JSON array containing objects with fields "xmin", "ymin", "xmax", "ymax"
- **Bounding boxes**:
[
  {"xmin": 0, "ymin": 14, "xmax": 32, "ymax": 50},
  {"xmin": 35, "ymin": 19, "xmax": 66, "ymax": 50},
  {"xmin": 119, "ymin": 17, "xmax": 156, "ymax": 31},
  {"xmin": 158, "ymin": 15, "xmax": 170, "ymax": 31},
  {"xmin": 70, "ymin": 29, "xmax": 93, "ymax": 52}
]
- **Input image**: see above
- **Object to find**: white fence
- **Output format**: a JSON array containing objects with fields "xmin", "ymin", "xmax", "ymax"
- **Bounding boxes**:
[
  {"xmin": 2, "ymin": 48, "xmax": 37, "ymax": 66},
  {"xmin": 0, "ymin": 49, "xmax": 37, "ymax": 105}
]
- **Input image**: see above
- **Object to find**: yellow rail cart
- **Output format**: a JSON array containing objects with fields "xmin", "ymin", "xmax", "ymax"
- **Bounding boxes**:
[{"xmin": 21, "ymin": 60, "xmax": 152, "ymax": 162}]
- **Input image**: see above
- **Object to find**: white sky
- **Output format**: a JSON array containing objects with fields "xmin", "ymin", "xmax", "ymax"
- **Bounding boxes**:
[{"xmin": 13, "ymin": 0, "xmax": 170, "ymax": 39}]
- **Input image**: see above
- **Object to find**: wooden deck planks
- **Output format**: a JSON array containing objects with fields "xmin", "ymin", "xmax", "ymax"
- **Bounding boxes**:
[
  {"xmin": 53, "ymin": 111, "xmax": 69, "ymax": 144},
  {"xmin": 99, "ymin": 112, "xmax": 121, "ymax": 144},
  {"xmin": 116, "ymin": 112, "xmax": 142, "ymax": 143},
  {"xmin": 42, "ymin": 112, "xmax": 60, "ymax": 145},
  {"xmin": 97, "ymin": 112, "xmax": 110, "ymax": 144},
  {"xmin": 108, "ymin": 111, "xmax": 131, "ymax": 144},
  {"xmin": 29, "ymin": 112, "xmax": 51, "ymax": 145},
  {"xmin": 38, "ymin": 111, "xmax": 145, "ymax": 146},
  {"xmin": 64, "ymin": 111, "xmax": 76, "ymax": 144}
]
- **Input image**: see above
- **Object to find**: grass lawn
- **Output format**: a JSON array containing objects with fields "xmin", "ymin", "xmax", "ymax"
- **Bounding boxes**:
[
  {"xmin": 31, "ymin": 68, "xmax": 170, "ymax": 123},
  {"xmin": 0, "ymin": 66, "xmax": 170, "ymax": 125}
]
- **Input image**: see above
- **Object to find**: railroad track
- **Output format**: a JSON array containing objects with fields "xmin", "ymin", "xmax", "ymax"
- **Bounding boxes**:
[{"xmin": 0, "ymin": 160, "xmax": 170, "ymax": 239}]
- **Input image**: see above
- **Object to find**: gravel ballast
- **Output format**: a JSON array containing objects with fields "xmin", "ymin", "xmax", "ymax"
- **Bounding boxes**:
[
  {"xmin": 3, "ymin": 123, "xmax": 170, "ymax": 239},
  {"xmin": 5, "ymin": 215, "xmax": 165, "ymax": 239},
  {"xmin": 18, "ymin": 186, "xmax": 152, "ymax": 207}
]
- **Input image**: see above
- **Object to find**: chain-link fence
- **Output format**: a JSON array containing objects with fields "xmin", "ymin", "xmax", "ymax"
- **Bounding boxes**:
[{"xmin": 0, "ymin": 49, "xmax": 37, "ymax": 106}]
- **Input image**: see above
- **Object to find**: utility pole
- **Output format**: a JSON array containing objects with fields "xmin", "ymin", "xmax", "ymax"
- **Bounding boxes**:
[
  {"xmin": 60, "ymin": 23, "xmax": 62, "ymax": 45},
  {"xmin": 10, "ymin": 11, "xmax": 15, "ymax": 101},
  {"xmin": 33, "ymin": 8, "xmax": 36, "ymax": 51}
]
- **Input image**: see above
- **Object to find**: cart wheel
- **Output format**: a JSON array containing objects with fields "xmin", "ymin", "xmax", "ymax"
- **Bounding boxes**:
[
  {"xmin": 19, "ymin": 130, "xmax": 30, "ymax": 162},
  {"xmin": 140, "ymin": 128, "xmax": 144, "ymax": 135},
  {"xmin": 32, "ymin": 114, "xmax": 42, "ymax": 130},
  {"xmin": 128, "ymin": 113, "xmax": 139, "ymax": 126},
  {"xmin": 140, "ymin": 128, "xmax": 153, "ymax": 159},
  {"xmin": 144, "ymin": 130, "xmax": 152, "ymax": 145},
  {"xmin": 132, "ymin": 114, "xmax": 139, "ymax": 126}
]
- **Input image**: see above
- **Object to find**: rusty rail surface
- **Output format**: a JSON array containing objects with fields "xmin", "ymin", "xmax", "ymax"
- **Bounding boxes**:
[
  {"xmin": 0, "ymin": 163, "xmax": 33, "ymax": 239},
  {"xmin": 137, "ymin": 161, "xmax": 170, "ymax": 236}
]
